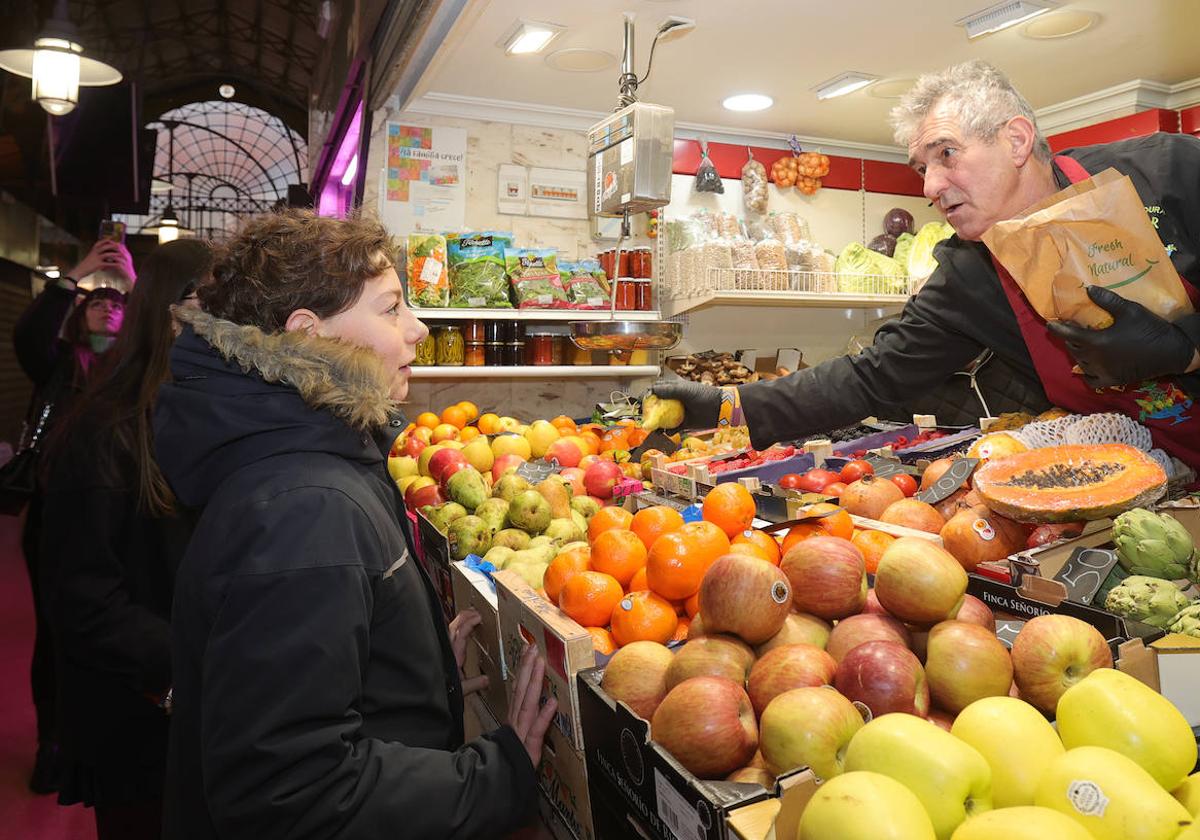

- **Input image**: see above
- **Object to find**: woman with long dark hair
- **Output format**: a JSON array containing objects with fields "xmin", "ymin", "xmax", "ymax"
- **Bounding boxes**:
[{"xmin": 39, "ymin": 238, "xmax": 213, "ymax": 840}]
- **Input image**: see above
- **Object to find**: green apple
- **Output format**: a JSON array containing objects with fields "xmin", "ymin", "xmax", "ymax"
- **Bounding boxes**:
[
  {"xmin": 387, "ymin": 455, "xmax": 418, "ymax": 481},
  {"xmin": 949, "ymin": 807, "xmax": 1094, "ymax": 840},
  {"xmin": 798, "ymin": 771, "xmax": 935, "ymax": 840},
  {"xmin": 951, "ymin": 696, "xmax": 1064, "ymax": 808},
  {"xmin": 758, "ymin": 686, "xmax": 863, "ymax": 780},
  {"xmin": 844, "ymin": 712, "xmax": 993, "ymax": 840}
]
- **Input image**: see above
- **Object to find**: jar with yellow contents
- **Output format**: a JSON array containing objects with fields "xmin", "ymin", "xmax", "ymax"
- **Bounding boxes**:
[
  {"xmin": 414, "ymin": 333, "xmax": 437, "ymax": 366},
  {"xmin": 435, "ymin": 325, "xmax": 465, "ymax": 366}
]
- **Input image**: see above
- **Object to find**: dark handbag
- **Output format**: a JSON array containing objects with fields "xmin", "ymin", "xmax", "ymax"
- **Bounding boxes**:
[{"xmin": 0, "ymin": 399, "xmax": 52, "ymax": 515}]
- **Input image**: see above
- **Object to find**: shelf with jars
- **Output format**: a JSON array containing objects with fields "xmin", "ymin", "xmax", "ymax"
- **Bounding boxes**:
[{"xmin": 409, "ymin": 365, "xmax": 660, "ymax": 380}]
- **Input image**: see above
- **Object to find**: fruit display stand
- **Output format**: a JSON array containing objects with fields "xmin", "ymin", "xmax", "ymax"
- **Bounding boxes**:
[
  {"xmin": 449, "ymin": 561, "xmax": 509, "ymax": 722},
  {"xmin": 415, "ymin": 507, "xmax": 459, "ymax": 623}
]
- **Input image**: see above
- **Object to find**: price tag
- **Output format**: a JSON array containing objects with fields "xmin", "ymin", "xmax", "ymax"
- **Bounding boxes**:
[
  {"xmin": 515, "ymin": 460, "xmax": 557, "ymax": 483},
  {"xmin": 864, "ymin": 454, "xmax": 915, "ymax": 479},
  {"xmin": 612, "ymin": 478, "xmax": 644, "ymax": 499},
  {"xmin": 994, "ymin": 619, "xmax": 1026, "ymax": 649},
  {"xmin": 1052, "ymin": 547, "xmax": 1121, "ymax": 606},
  {"xmin": 915, "ymin": 458, "xmax": 979, "ymax": 505}
]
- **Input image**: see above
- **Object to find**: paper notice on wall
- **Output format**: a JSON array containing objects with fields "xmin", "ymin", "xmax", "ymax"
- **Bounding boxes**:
[{"xmin": 378, "ymin": 123, "xmax": 467, "ymax": 235}]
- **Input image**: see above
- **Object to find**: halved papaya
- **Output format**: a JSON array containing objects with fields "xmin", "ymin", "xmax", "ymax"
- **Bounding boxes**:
[{"xmin": 972, "ymin": 443, "xmax": 1166, "ymax": 523}]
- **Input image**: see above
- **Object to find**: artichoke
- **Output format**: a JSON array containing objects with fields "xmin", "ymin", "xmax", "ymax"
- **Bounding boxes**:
[
  {"xmin": 1104, "ymin": 575, "xmax": 1193, "ymax": 628},
  {"xmin": 1111, "ymin": 508, "xmax": 1195, "ymax": 581},
  {"xmin": 1167, "ymin": 604, "xmax": 1200, "ymax": 637}
]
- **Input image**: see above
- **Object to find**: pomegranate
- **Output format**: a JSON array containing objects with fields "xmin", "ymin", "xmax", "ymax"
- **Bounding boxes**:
[
  {"xmin": 879, "ymin": 498, "xmax": 946, "ymax": 534},
  {"xmin": 840, "ymin": 474, "xmax": 905, "ymax": 519},
  {"xmin": 939, "ymin": 505, "xmax": 1026, "ymax": 571},
  {"xmin": 920, "ymin": 458, "xmax": 955, "ymax": 491}
]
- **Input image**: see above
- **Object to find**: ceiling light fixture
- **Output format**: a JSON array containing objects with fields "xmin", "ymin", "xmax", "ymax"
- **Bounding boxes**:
[
  {"xmin": 957, "ymin": 0, "xmax": 1057, "ymax": 39},
  {"xmin": 156, "ymin": 208, "xmax": 181, "ymax": 244},
  {"xmin": 500, "ymin": 20, "xmax": 564, "ymax": 55},
  {"xmin": 219, "ymin": 83, "xmax": 235, "ymax": 99},
  {"xmin": 0, "ymin": 0, "xmax": 121, "ymax": 116},
  {"xmin": 813, "ymin": 72, "xmax": 878, "ymax": 100},
  {"xmin": 722, "ymin": 93, "xmax": 773, "ymax": 112}
]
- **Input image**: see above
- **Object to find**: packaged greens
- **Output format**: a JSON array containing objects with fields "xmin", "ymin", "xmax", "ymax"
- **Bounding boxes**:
[
  {"xmin": 406, "ymin": 233, "xmax": 449, "ymax": 308},
  {"xmin": 504, "ymin": 247, "xmax": 568, "ymax": 309},
  {"xmin": 562, "ymin": 259, "xmax": 609, "ymax": 310},
  {"xmin": 446, "ymin": 232, "xmax": 513, "ymax": 308}
]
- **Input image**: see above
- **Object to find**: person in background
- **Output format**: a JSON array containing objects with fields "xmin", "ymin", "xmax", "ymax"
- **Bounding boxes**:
[
  {"xmin": 12, "ymin": 238, "xmax": 135, "ymax": 793},
  {"xmin": 153, "ymin": 210, "xmax": 555, "ymax": 840},
  {"xmin": 37, "ymin": 239, "xmax": 212, "ymax": 839},
  {"xmin": 651, "ymin": 60, "xmax": 1200, "ymax": 470}
]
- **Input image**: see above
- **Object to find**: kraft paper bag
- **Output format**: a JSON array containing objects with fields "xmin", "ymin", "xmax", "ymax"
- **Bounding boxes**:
[{"xmin": 982, "ymin": 168, "xmax": 1193, "ymax": 327}]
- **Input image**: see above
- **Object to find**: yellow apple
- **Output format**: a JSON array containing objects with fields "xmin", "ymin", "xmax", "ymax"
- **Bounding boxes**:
[
  {"xmin": 497, "ymin": 415, "xmax": 521, "ymax": 433},
  {"xmin": 1056, "ymin": 667, "xmax": 1197, "ymax": 791},
  {"xmin": 418, "ymin": 444, "xmax": 444, "ymax": 476},
  {"xmin": 523, "ymin": 420, "xmax": 561, "ymax": 459},
  {"xmin": 949, "ymin": 807, "xmax": 1094, "ymax": 840},
  {"xmin": 951, "ymin": 696, "xmax": 1064, "ymax": 808},
  {"xmin": 491, "ymin": 433, "xmax": 532, "ymax": 460},
  {"xmin": 387, "ymin": 455, "xmax": 419, "ymax": 482},
  {"xmin": 844, "ymin": 712, "xmax": 992, "ymax": 840},
  {"xmin": 461, "ymin": 436, "xmax": 494, "ymax": 473},
  {"xmin": 395, "ymin": 475, "xmax": 422, "ymax": 496},
  {"xmin": 1035, "ymin": 746, "xmax": 1191, "ymax": 840},
  {"xmin": 1175, "ymin": 772, "xmax": 1200, "ymax": 817},
  {"xmin": 1178, "ymin": 823, "xmax": 1200, "ymax": 840},
  {"xmin": 439, "ymin": 439, "xmax": 464, "ymax": 451},
  {"xmin": 431, "ymin": 423, "xmax": 460, "ymax": 443},
  {"xmin": 798, "ymin": 771, "xmax": 936, "ymax": 840}
]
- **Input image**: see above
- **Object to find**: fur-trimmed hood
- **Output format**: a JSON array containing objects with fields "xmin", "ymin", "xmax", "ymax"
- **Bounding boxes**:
[{"xmin": 154, "ymin": 309, "xmax": 402, "ymax": 509}]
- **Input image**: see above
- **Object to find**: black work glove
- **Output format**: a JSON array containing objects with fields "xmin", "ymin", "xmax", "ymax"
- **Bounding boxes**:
[
  {"xmin": 1046, "ymin": 285, "xmax": 1198, "ymax": 388},
  {"xmin": 646, "ymin": 380, "xmax": 722, "ymax": 430}
]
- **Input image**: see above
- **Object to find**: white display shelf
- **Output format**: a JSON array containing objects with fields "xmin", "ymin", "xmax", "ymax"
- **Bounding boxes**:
[
  {"xmin": 661, "ymin": 289, "xmax": 909, "ymax": 317},
  {"xmin": 410, "ymin": 365, "xmax": 660, "ymax": 379},
  {"xmin": 410, "ymin": 308, "xmax": 662, "ymax": 322}
]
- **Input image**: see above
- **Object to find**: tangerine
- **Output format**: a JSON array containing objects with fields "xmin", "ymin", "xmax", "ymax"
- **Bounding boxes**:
[
  {"xmin": 559, "ymin": 571, "xmax": 624, "ymax": 628},
  {"xmin": 415, "ymin": 411, "xmax": 440, "ymax": 430},
  {"xmin": 702, "ymin": 482, "xmax": 758, "ymax": 538},
  {"xmin": 610, "ymin": 591, "xmax": 679, "ymax": 646},
  {"xmin": 672, "ymin": 617, "xmax": 691, "ymax": 642},
  {"xmin": 551, "ymin": 415, "xmax": 578, "ymax": 434},
  {"xmin": 459, "ymin": 426, "xmax": 481, "ymax": 443},
  {"xmin": 851, "ymin": 528, "xmax": 896, "ymax": 575},
  {"xmin": 579, "ymin": 431, "xmax": 602, "ymax": 456},
  {"xmin": 477, "ymin": 413, "xmax": 501, "ymax": 435},
  {"xmin": 456, "ymin": 401, "xmax": 480, "ymax": 423},
  {"xmin": 645, "ymin": 521, "xmax": 731, "ymax": 600},
  {"xmin": 587, "ymin": 506, "xmax": 633, "ymax": 542},
  {"xmin": 781, "ymin": 504, "xmax": 854, "ymax": 554},
  {"xmin": 544, "ymin": 545, "xmax": 591, "ymax": 603},
  {"xmin": 587, "ymin": 626, "xmax": 617, "ymax": 656},
  {"xmin": 590, "ymin": 529, "xmax": 648, "ymax": 587},
  {"xmin": 732, "ymin": 528, "xmax": 782, "ymax": 565},
  {"xmin": 728, "ymin": 541, "xmax": 776, "ymax": 564},
  {"xmin": 440, "ymin": 405, "xmax": 469, "ymax": 429},
  {"xmin": 627, "ymin": 566, "xmax": 649, "ymax": 592},
  {"xmin": 684, "ymin": 591, "xmax": 701, "ymax": 618},
  {"xmin": 630, "ymin": 505, "xmax": 685, "ymax": 552}
]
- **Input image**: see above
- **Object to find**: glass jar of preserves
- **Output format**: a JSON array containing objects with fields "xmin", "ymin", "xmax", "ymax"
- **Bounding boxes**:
[
  {"xmin": 414, "ymin": 333, "xmax": 436, "ymax": 366},
  {"xmin": 635, "ymin": 279, "xmax": 653, "ymax": 311},
  {"xmin": 614, "ymin": 278, "xmax": 636, "ymax": 310},
  {"xmin": 526, "ymin": 330, "xmax": 555, "ymax": 366},
  {"xmin": 435, "ymin": 325, "xmax": 464, "ymax": 365},
  {"xmin": 463, "ymin": 319, "xmax": 485, "ymax": 343},
  {"xmin": 483, "ymin": 321, "xmax": 505, "ymax": 343},
  {"xmin": 502, "ymin": 341, "xmax": 524, "ymax": 366},
  {"xmin": 484, "ymin": 342, "xmax": 505, "ymax": 366},
  {"xmin": 464, "ymin": 343, "xmax": 485, "ymax": 366},
  {"xmin": 570, "ymin": 342, "xmax": 592, "ymax": 366}
]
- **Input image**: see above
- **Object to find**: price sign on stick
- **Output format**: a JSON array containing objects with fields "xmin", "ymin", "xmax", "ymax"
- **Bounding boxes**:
[
  {"xmin": 1052, "ymin": 547, "xmax": 1121, "ymax": 605},
  {"xmin": 515, "ymin": 460, "xmax": 556, "ymax": 484},
  {"xmin": 915, "ymin": 458, "xmax": 979, "ymax": 505}
]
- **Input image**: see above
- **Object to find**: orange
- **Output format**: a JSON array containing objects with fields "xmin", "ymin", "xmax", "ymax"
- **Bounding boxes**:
[
  {"xmin": 477, "ymin": 413, "xmax": 501, "ymax": 435},
  {"xmin": 851, "ymin": 528, "xmax": 896, "ymax": 575},
  {"xmin": 732, "ymin": 528, "xmax": 782, "ymax": 565},
  {"xmin": 672, "ymin": 617, "xmax": 691, "ymax": 642},
  {"xmin": 587, "ymin": 626, "xmax": 617, "ymax": 656},
  {"xmin": 600, "ymin": 429, "xmax": 631, "ymax": 452},
  {"xmin": 645, "ymin": 520, "xmax": 731, "ymax": 600},
  {"xmin": 415, "ymin": 411, "xmax": 440, "ymax": 430},
  {"xmin": 590, "ymin": 529, "xmax": 648, "ymax": 587},
  {"xmin": 728, "ymin": 541, "xmax": 775, "ymax": 564},
  {"xmin": 626, "ymin": 428, "xmax": 650, "ymax": 448},
  {"xmin": 579, "ymin": 431, "xmax": 602, "ymax": 456},
  {"xmin": 781, "ymin": 503, "xmax": 854, "ymax": 555},
  {"xmin": 587, "ymin": 506, "xmax": 633, "ymax": 542},
  {"xmin": 559, "ymin": 571, "xmax": 624, "ymax": 628},
  {"xmin": 459, "ymin": 426, "xmax": 481, "ymax": 443},
  {"xmin": 684, "ymin": 591, "xmax": 701, "ymax": 618},
  {"xmin": 627, "ymin": 566, "xmax": 648, "ymax": 592},
  {"xmin": 609, "ymin": 590, "xmax": 679, "ymax": 646},
  {"xmin": 544, "ymin": 545, "xmax": 591, "ymax": 604},
  {"xmin": 440, "ymin": 405, "xmax": 468, "ymax": 430},
  {"xmin": 551, "ymin": 415, "xmax": 578, "ymax": 434},
  {"xmin": 456, "ymin": 401, "xmax": 479, "ymax": 423},
  {"xmin": 630, "ymin": 505, "xmax": 685, "ymax": 551},
  {"xmin": 702, "ymin": 482, "xmax": 758, "ymax": 539}
]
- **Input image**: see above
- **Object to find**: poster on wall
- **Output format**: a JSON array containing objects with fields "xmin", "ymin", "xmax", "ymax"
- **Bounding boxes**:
[{"xmin": 378, "ymin": 123, "xmax": 467, "ymax": 234}]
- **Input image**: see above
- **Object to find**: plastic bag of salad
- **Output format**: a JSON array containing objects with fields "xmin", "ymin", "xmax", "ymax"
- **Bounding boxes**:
[
  {"xmin": 406, "ymin": 233, "xmax": 449, "ymax": 308},
  {"xmin": 563, "ymin": 259, "xmax": 609, "ymax": 309},
  {"xmin": 504, "ymin": 247, "xmax": 568, "ymax": 309},
  {"xmin": 446, "ymin": 232, "xmax": 514, "ymax": 308}
]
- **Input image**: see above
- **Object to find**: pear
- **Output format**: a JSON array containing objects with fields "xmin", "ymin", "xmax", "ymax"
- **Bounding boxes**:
[
  {"xmin": 536, "ymin": 477, "xmax": 573, "ymax": 520},
  {"xmin": 493, "ymin": 528, "xmax": 532, "ymax": 551},
  {"xmin": 474, "ymin": 497, "xmax": 510, "ymax": 533},
  {"xmin": 494, "ymin": 474, "xmax": 531, "ymax": 502},
  {"xmin": 508, "ymin": 490, "xmax": 552, "ymax": 535},
  {"xmin": 447, "ymin": 515, "xmax": 492, "ymax": 562}
]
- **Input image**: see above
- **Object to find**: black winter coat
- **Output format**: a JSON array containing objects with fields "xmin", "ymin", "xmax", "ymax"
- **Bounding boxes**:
[{"xmin": 153, "ymin": 308, "xmax": 537, "ymax": 840}]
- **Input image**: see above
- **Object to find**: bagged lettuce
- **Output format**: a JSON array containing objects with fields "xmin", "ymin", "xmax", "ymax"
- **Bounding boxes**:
[
  {"xmin": 561, "ymin": 259, "xmax": 609, "ymax": 310},
  {"xmin": 505, "ymin": 247, "xmax": 568, "ymax": 309},
  {"xmin": 406, "ymin": 234, "xmax": 449, "ymax": 308},
  {"xmin": 447, "ymin": 232, "xmax": 513, "ymax": 308},
  {"xmin": 835, "ymin": 242, "xmax": 907, "ymax": 293},
  {"xmin": 907, "ymin": 221, "xmax": 955, "ymax": 281},
  {"xmin": 891, "ymin": 232, "xmax": 915, "ymax": 273}
]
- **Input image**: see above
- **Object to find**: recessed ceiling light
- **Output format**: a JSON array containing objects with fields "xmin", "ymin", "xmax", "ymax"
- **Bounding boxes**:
[
  {"xmin": 499, "ymin": 20, "xmax": 564, "ymax": 55},
  {"xmin": 957, "ymin": 0, "xmax": 1057, "ymax": 39},
  {"xmin": 813, "ymin": 72, "xmax": 878, "ymax": 100},
  {"xmin": 545, "ymin": 48, "xmax": 617, "ymax": 73},
  {"xmin": 219, "ymin": 83, "xmax": 235, "ymax": 99},
  {"xmin": 1021, "ymin": 9, "xmax": 1098, "ymax": 39},
  {"xmin": 868, "ymin": 79, "xmax": 917, "ymax": 100},
  {"xmin": 722, "ymin": 93, "xmax": 773, "ymax": 112}
]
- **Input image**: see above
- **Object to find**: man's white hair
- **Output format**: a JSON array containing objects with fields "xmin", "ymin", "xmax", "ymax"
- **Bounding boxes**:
[{"xmin": 890, "ymin": 60, "xmax": 1052, "ymax": 163}]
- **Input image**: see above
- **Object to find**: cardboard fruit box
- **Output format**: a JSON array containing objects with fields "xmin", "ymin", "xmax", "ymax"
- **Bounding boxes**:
[{"xmin": 449, "ymin": 561, "xmax": 509, "ymax": 722}]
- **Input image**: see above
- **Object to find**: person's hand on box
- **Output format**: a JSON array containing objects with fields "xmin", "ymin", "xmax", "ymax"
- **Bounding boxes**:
[
  {"xmin": 448, "ymin": 608, "xmax": 488, "ymax": 695},
  {"xmin": 508, "ymin": 644, "xmax": 557, "ymax": 767},
  {"xmin": 1047, "ymin": 285, "xmax": 1200, "ymax": 387}
]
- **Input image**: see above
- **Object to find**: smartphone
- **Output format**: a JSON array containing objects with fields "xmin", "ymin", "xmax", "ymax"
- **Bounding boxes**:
[{"xmin": 98, "ymin": 220, "xmax": 126, "ymax": 243}]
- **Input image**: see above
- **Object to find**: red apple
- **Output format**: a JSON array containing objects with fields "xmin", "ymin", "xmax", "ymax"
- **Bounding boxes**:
[
  {"xmin": 601, "ymin": 641, "xmax": 675, "ymax": 721},
  {"xmin": 651, "ymin": 677, "xmax": 758, "ymax": 780},
  {"xmin": 927, "ymin": 708, "xmax": 956, "ymax": 732},
  {"xmin": 755, "ymin": 611, "xmax": 832, "ymax": 655},
  {"xmin": 874, "ymin": 538, "xmax": 967, "ymax": 627},
  {"xmin": 405, "ymin": 482, "xmax": 444, "ymax": 510},
  {"xmin": 826, "ymin": 613, "xmax": 912, "ymax": 664},
  {"xmin": 954, "ymin": 594, "xmax": 996, "ymax": 632},
  {"xmin": 833, "ymin": 640, "xmax": 930, "ymax": 719},
  {"xmin": 491, "ymin": 453, "xmax": 526, "ymax": 482},
  {"xmin": 665, "ymin": 635, "xmax": 756, "ymax": 690},
  {"xmin": 545, "ymin": 438, "xmax": 584, "ymax": 469},
  {"xmin": 746, "ymin": 644, "xmax": 837, "ymax": 717},
  {"xmin": 584, "ymin": 460, "xmax": 624, "ymax": 499},
  {"xmin": 1010, "ymin": 614, "xmax": 1113, "ymax": 713},
  {"xmin": 781, "ymin": 537, "xmax": 867, "ymax": 621},
  {"xmin": 403, "ymin": 435, "xmax": 427, "ymax": 459},
  {"xmin": 924, "ymin": 620, "xmax": 1014, "ymax": 714},
  {"xmin": 758, "ymin": 686, "xmax": 865, "ymax": 779},
  {"xmin": 427, "ymin": 448, "xmax": 468, "ymax": 484},
  {"xmin": 699, "ymin": 554, "xmax": 792, "ymax": 645},
  {"xmin": 558, "ymin": 467, "xmax": 586, "ymax": 498},
  {"xmin": 862, "ymin": 589, "xmax": 891, "ymax": 617}
]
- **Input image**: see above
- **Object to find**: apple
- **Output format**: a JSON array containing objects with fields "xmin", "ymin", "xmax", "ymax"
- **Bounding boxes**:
[
  {"xmin": 491, "ymin": 432, "xmax": 532, "ymax": 460},
  {"xmin": 755, "ymin": 611, "xmax": 832, "ymax": 655},
  {"xmin": 758, "ymin": 687, "xmax": 865, "ymax": 780},
  {"xmin": 405, "ymin": 482, "xmax": 444, "ymax": 510},
  {"xmin": 405, "ymin": 475, "xmax": 435, "ymax": 499},
  {"xmin": 545, "ymin": 437, "xmax": 584, "ymax": 468},
  {"xmin": 952, "ymin": 696, "xmax": 1065, "ymax": 808},
  {"xmin": 558, "ymin": 467, "xmax": 586, "ymax": 498},
  {"xmin": 601, "ymin": 641, "xmax": 675, "ymax": 721},
  {"xmin": 862, "ymin": 589, "xmax": 891, "ymax": 616},
  {"xmin": 874, "ymin": 537, "xmax": 967, "ymax": 626},
  {"xmin": 403, "ymin": 435, "xmax": 427, "ymax": 459},
  {"xmin": 427, "ymin": 447, "xmax": 469, "ymax": 484},
  {"xmin": 924, "ymin": 620, "xmax": 1013, "ymax": 714},
  {"xmin": 491, "ymin": 453, "xmax": 526, "ymax": 482},
  {"xmin": 699, "ymin": 554, "xmax": 792, "ymax": 645},
  {"xmin": 650, "ymin": 676, "xmax": 758, "ymax": 780},
  {"xmin": 431, "ymin": 423, "xmax": 460, "ymax": 443},
  {"xmin": 411, "ymin": 425, "xmax": 433, "ymax": 444},
  {"xmin": 954, "ymin": 594, "xmax": 996, "ymax": 632},
  {"xmin": 781, "ymin": 537, "xmax": 867, "ymax": 621},
  {"xmin": 798, "ymin": 771, "xmax": 937, "ymax": 840},
  {"xmin": 1009, "ymin": 614, "xmax": 1113, "ymax": 714},
  {"xmin": 496, "ymin": 415, "xmax": 521, "ymax": 433},
  {"xmin": 746, "ymin": 644, "xmax": 837, "ymax": 717},
  {"xmin": 927, "ymin": 708, "xmax": 955, "ymax": 732},
  {"xmin": 665, "ymin": 634, "xmax": 755, "ymax": 690},
  {"xmin": 460, "ymin": 436, "xmax": 494, "ymax": 473},
  {"xmin": 523, "ymin": 420, "xmax": 560, "ymax": 459},
  {"xmin": 395, "ymin": 475, "xmax": 422, "ymax": 497},
  {"xmin": 844, "ymin": 713, "xmax": 993, "ymax": 840},
  {"xmin": 826, "ymin": 613, "xmax": 912, "ymax": 664},
  {"xmin": 418, "ymin": 444, "xmax": 444, "ymax": 477},
  {"xmin": 387, "ymin": 455, "xmax": 419, "ymax": 482},
  {"xmin": 949, "ymin": 807, "xmax": 1096, "ymax": 840},
  {"xmin": 583, "ymin": 460, "xmax": 624, "ymax": 500},
  {"xmin": 833, "ymin": 640, "xmax": 930, "ymax": 718}
]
